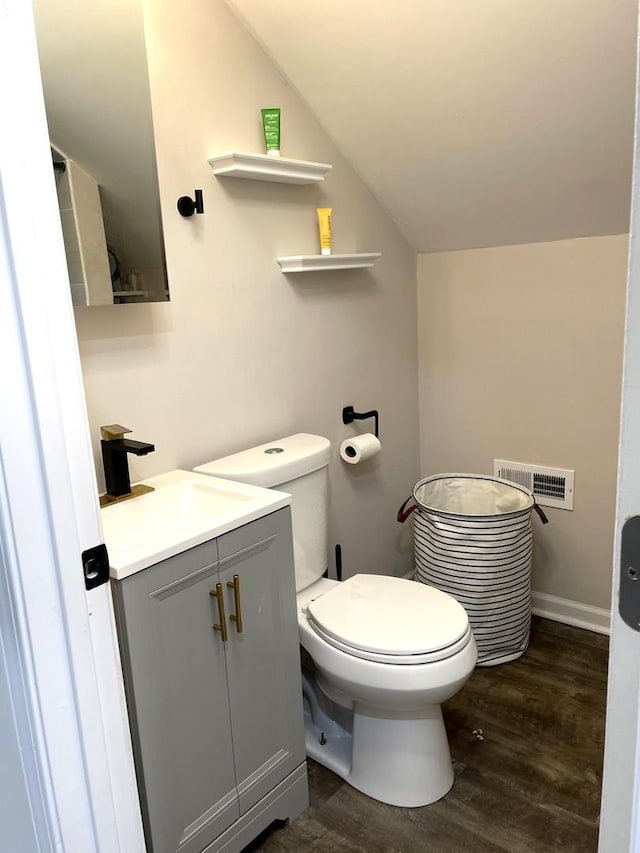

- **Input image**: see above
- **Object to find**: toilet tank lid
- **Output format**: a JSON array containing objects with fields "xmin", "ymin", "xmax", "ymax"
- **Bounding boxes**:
[{"xmin": 194, "ymin": 433, "xmax": 331, "ymax": 488}]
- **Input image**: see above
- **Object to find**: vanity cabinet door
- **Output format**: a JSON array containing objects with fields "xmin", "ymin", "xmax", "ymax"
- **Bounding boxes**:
[
  {"xmin": 112, "ymin": 539, "xmax": 239, "ymax": 853},
  {"xmin": 218, "ymin": 508, "xmax": 306, "ymax": 816}
]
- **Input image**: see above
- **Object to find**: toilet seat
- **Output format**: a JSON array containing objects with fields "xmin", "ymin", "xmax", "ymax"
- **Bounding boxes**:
[{"xmin": 305, "ymin": 574, "xmax": 471, "ymax": 665}]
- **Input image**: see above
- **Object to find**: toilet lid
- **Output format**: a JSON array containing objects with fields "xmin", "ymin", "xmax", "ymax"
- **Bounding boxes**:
[{"xmin": 306, "ymin": 574, "xmax": 469, "ymax": 659}]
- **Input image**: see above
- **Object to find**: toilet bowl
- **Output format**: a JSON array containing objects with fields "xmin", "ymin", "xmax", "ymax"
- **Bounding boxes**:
[
  {"xmin": 194, "ymin": 434, "xmax": 477, "ymax": 808},
  {"xmin": 297, "ymin": 574, "xmax": 477, "ymax": 806}
]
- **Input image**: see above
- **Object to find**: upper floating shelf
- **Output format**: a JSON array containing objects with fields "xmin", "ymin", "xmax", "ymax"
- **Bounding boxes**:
[
  {"xmin": 277, "ymin": 253, "xmax": 382, "ymax": 273},
  {"xmin": 208, "ymin": 152, "xmax": 332, "ymax": 185}
]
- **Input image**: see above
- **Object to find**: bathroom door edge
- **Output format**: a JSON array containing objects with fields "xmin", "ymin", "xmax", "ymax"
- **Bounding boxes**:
[
  {"xmin": 599, "ymin": 21, "xmax": 640, "ymax": 852},
  {"xmin": 0, "ymin": 3, "xmax": 145, "ymax": 851}
]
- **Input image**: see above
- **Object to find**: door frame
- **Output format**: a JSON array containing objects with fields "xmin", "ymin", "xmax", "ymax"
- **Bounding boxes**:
[
  {"xmin": 0, "ymin": 2, "xmax": 144, "ymax": 850},
  {"xmin": 598, "ymin": 5, "xmax": 640, "ymax": 848}
]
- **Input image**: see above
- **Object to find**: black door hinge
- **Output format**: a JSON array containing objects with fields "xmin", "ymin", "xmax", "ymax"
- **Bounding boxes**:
[
  {"xmin": 82, "ymin": 543, "xmax": 110, "ymax": 590},
  {"xmin": 620, "ymin": 516, "xmax": 640, "ymax": 631}
]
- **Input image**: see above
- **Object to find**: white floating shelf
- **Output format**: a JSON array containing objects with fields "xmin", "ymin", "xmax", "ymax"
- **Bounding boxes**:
[
  {"xmin": 208, "ymin": 151, "xmax": 332, "ymax": 185},
  {"xmin": 276, "ymin": 253, "xmax": 382, "ymax": 273}
]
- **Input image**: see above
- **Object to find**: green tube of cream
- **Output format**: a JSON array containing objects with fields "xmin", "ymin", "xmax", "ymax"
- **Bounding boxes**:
[{"xmin": 261, "ymin": 108, "xmax": 281, "ymax": 157}]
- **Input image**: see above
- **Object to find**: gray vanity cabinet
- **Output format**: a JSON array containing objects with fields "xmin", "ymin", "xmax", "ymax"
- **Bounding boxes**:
[
  {"xmin": 112, "ymin": 508, "xmax": 307, "ymax": 853},
  {"xmin": 217, "ymin": 515, "xmax": 306, "ymax": 815}
]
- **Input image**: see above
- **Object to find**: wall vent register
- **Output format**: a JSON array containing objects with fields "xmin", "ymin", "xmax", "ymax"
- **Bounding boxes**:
[{"xmin": 493, "ymin": 459, "xmax": 574, "ymax": 511}]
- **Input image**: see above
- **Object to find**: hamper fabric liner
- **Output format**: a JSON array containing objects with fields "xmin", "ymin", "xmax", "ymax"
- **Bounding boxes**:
[{"xmin": 398, "ymin": 474, "xmax": 546, "ymax": 666}]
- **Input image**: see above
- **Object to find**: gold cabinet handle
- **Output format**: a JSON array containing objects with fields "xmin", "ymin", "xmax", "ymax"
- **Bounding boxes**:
[
  {"xmin": 210, "ymin": 583, "xmax": 228, "ymax": 641},
  {"xmin": 227, "ymin": 574, "xmax": 243, "ymax": 633}
]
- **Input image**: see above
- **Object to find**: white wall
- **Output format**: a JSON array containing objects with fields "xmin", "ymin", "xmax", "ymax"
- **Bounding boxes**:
[
  {"xmin": 417, "ymin": 235, "xmax": 628, "ymax": 613},
  {"xmin": 72, "ymin": 0, "xmax": 419, "ymax": 580}
]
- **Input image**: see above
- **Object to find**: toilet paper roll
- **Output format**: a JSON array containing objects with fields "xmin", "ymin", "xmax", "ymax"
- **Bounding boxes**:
[{"xmin": 340, "ymin": 433, "xmax": 381, "ymax": 465}]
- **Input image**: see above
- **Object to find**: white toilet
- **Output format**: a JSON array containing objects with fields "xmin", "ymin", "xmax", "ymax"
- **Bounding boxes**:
[{"xmin": 194, "ymin": 433, "xmax": 477, "ymax": 808}]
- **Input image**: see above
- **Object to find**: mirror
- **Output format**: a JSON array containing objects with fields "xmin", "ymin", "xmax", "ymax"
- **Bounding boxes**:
[{"xmin": 33, "ymin": 0, "xmax": 169, "ymax": 305}]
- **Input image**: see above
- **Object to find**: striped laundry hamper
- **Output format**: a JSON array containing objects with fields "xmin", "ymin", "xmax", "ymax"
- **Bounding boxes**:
[{"xmin": 398, "ymin": 474, "xmax": 548, "ymax": 666}]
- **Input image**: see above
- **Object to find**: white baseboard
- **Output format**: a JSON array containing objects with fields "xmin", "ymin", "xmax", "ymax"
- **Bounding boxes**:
[{"xmin": 531, "ymin": 591, "xmax": 610, "ymax": 636}]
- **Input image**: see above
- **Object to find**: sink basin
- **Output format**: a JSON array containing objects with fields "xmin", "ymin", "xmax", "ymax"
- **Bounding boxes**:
[{"xmin": 101, "ymin": 470, "xmax": 291, "ymax": 579}]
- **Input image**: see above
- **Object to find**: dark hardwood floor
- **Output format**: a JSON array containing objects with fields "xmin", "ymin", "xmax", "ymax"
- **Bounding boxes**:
[{"xmin": 245, "ymin": 617, "xmax": 608, "ymax": 853}]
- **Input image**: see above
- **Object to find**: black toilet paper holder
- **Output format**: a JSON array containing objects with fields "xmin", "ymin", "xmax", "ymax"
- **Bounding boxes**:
[{"xmin": 342, "ymin": 405, "xmax": 379, "ymax": 438}]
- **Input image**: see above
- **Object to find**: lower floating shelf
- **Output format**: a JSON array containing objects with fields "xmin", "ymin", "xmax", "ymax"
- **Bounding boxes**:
[
  {"xmin": 276, "ymin": 253, "xmax": 381, "ymax": 273},
  {"xmin": 113, "ymin": 290, "xmax": 149, "ymax": 300}
]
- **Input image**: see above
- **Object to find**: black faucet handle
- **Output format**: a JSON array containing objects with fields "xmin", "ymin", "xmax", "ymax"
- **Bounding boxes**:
[{"xmin": 100, "ymin": 424, "xmax": 132, "ymax": 441}]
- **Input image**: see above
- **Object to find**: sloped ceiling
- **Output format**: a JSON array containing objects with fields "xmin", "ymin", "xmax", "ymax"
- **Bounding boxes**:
[{"xmin": 226, "ymin": 0, "xmax": 637, "ymax": 252}]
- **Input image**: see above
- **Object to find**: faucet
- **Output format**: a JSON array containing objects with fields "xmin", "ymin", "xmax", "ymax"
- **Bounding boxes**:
[{"xmin": 100, "ymin": 424, "xmax": 155, "ymax": 498}]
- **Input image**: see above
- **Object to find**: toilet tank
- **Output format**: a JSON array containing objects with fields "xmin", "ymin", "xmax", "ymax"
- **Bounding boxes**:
[{"xmin": 194, "ymin": 434, "xmax": 331, "ymax": 592}]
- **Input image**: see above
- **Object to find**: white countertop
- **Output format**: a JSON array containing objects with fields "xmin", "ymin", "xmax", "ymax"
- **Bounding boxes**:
[{"xmin": 101, "ymin": 469, "xmax": 290, "ymax": 580}]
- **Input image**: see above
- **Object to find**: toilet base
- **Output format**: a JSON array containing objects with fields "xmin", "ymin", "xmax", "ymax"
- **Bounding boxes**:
[{"xmin": 303, "ymin": 680, "xmax": 454, "ymax": 808}]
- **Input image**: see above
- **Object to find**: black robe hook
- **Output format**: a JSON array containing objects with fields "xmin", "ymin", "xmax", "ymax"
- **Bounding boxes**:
[{"xmin": 177, "ymin": 189, "xmax": 204, "ymax": 217}]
